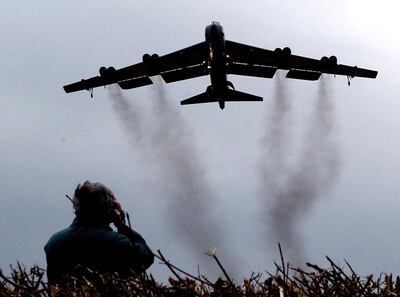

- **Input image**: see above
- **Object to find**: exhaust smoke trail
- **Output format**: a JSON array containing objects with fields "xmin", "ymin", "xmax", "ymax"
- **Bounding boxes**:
[
  {"xmin": 260, "ymin": 76, "xmax": 340, "ymax": 265},
  {"xmin": 108, "ymin": 81, "xmax": 236, "ymax": 277},
  {"xmin": 108, "ymin": 86, "xmax": 144, "ymax": 145},
  {"xmin": 149, "ymin": 81, "xmax": 220, "ymax": 254},
  {"xmin": 259, "ymin": 73, "xmax": 292, "ymax": 196}
]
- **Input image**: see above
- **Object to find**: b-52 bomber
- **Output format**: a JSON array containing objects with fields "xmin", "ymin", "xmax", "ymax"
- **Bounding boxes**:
[{"xmin": 64, "ymin": 21, "xmax": 378, "ymax": 110}]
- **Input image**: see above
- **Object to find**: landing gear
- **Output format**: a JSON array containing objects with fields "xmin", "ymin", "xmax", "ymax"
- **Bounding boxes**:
[{"xmin": 347, "ymin": 76, "xmax": 351, "ymax": 86}]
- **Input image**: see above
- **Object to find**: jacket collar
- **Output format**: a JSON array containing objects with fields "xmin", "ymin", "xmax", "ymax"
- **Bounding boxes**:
[{"xmin": 71, "ymin": 217, "xmax": 112, "ymax": 229}]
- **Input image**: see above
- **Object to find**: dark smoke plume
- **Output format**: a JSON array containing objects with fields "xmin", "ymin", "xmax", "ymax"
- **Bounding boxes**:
[
  {"xmin": 108, "ymin": 86, "xmax": 144, "ymax": 145},
  {"xmin": 259, "ymin": 76, "xmax": 340, "ymax": 264},
  {"xmin": 108, "ymin": 81, "xmax": 236, "ymax": 277},
  {"xmin": 148, "ymin": 80, "xmax": 223, "ymax": 258},
  {"xmin": 259, "ymin": 73, "xmax": 292, "ymax": 195}
]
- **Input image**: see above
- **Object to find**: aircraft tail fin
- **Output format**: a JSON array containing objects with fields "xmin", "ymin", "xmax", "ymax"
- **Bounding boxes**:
[
  {"xmin": 180, "ymin": 92, "xmax": 216, "ymax": 106},
  {"xmin": 180, "ymin": 89, "xmax": 263, "ymax": 109},
  {"xmin": 225, "ymin": 89, "xmax": 263, "ymax": 102}
]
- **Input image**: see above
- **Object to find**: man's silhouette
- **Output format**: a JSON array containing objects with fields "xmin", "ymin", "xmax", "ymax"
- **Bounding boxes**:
[{"xmin": 45, "ymin": 181, "xmax": 154, "ymax": 282}]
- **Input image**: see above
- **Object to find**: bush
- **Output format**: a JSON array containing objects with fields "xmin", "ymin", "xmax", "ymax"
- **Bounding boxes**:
[{"xmin": 1, "ymin": 250, "xmax": 399, "ymax": 296}]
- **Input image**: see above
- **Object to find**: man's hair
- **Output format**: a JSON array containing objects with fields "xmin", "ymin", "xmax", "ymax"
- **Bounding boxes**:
[{"xmin": 73, "ymin": 181, "xmax": 115, "ymax": 224}]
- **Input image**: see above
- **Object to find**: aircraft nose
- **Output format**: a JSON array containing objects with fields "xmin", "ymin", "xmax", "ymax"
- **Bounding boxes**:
[{"xmin": 205, "ymin": 24, "xmax": 220, "ymax": 41}]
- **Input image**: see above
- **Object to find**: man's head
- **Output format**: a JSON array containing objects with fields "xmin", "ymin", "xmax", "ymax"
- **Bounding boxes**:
[{"xmin": 73, "ymin": 181, "xmax": 116, "ymax": 225}]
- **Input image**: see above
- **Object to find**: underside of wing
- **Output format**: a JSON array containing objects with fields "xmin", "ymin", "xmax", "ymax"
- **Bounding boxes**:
[
  {"xmin": 225, "ymin": 40, "xmax": 378, "ymax": 81},
  {"xmin": 228, "ymin": 63, "xmax": 277, "ymax": 78},
  {"xmin": 63, "ymin": 42, "xmax": 207, "ymax": 94},
  {"xmin": 63, "ymin": 76, "xmax": 108, "ymax": 93},
  {"xmin": 226, "ymin": 40, "xmax": 277, "ymax": 66},
  {"xmin": 161, "ymin": 64, "xmax": 208, "ymax": 83}
]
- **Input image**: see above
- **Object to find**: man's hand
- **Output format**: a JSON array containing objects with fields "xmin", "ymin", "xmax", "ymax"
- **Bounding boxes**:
[{"xmin": 112, "ymin": 201, "xmax": 126, "ymax": 228}]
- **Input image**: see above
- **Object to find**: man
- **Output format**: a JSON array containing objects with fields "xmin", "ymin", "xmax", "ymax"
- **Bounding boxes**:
[{"xmin": 44, "ymin": 181, "xmax": 154, "ymax": 282}]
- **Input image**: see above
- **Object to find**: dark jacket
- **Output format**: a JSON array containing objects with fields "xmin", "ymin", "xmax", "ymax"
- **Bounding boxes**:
[{"xmin": 44, "ymin": 218, "xmax": 154, "ymax": 282}]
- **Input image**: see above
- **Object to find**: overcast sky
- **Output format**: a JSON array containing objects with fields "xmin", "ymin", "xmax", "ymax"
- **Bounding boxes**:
[{"xmin": 1, "ymin": 0, "xmax": 399, "ymax": 281}]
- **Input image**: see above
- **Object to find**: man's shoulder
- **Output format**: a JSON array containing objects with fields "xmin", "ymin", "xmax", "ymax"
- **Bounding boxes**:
[
  {"xmin": 45, "ymin": 224, "xmax": 131, "ymax": 253},
  {"xmin": 45, "ymin": 226, "xmax": 73, "ymax": 249}
]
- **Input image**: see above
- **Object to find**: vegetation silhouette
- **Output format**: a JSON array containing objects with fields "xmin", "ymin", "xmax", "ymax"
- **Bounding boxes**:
[{"xmin": 2, "ymin": 247, "xmax": 400, "ymax": 296}]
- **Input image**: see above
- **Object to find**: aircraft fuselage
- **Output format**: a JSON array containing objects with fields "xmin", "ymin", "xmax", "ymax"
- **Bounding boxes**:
[
  {"xmin": 205, "ymin": 22, "xmax": 228, "ymax": 109},
  {"xmin": 63, "ymin": 22, "xmax": 378, "ymax": 110}
]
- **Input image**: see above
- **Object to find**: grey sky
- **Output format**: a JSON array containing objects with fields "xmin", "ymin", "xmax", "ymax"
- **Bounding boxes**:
[{"xmin": 1, "ymin": 0, "xmax": 399, "ymax": 281}]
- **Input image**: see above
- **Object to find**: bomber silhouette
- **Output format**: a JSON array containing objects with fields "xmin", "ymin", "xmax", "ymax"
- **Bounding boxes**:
[{"xmin": 64, "ymin": 21, "xmax": 377, "ymax": 109}]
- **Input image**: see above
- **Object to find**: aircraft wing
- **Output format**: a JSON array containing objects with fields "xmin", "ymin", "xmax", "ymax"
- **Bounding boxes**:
[
  {"xmin": 225, "ymin": 40, "xmax": 378, "ymax": 81},
  {"xmin": 63, "ymin": 42, "xmax": 208, "ymax": 94}
]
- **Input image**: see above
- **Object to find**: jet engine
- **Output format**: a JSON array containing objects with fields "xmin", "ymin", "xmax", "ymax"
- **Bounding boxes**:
[
  {"xmin": 142, "ymin": 53, "xmax": 151, "ymax": 63},
  {"xmin": 320, "ymin": 56, "xmax": 329, "ymax": 64},
  {"xmin": 283, "ymin": 47, "xmax": 291, "ymax": 57},
  {"xmin": 99, "ymin": 66, "xmax": 116, "ymax": 80},
  {"xmin": 274, "ymin": 47, "xmax": 283, "ymax": 55},
  {"xmin": 99, "ymin": 66, "xmax": 107, "ymax": 77},
  {"xmin": 275, "ymin": 47, "xmax": 291, "ymax": 68},
  {"xmin": 107, "ymin": 66, "xmax": 116, "ymax": 73},
  {"xmin": 320, "ymin": 56, "xmax": 338, "ymax": 71},
  {"xmin": 142, "ymin": 53, "xmax": 160, "ymax": 75}
]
